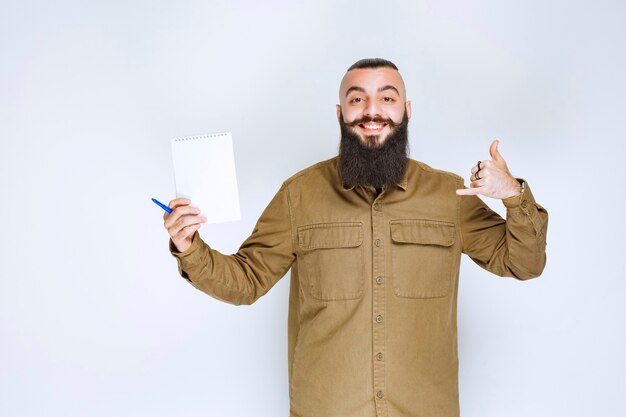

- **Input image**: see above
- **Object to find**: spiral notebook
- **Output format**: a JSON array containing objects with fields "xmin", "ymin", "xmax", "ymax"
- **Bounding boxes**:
[{"xmin": 171, "ymin": 132, "xmax": 241, "ymax": 224}]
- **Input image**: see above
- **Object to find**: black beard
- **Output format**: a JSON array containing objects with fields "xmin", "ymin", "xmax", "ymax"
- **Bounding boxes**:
[{"xmin": 337, "ymin": 110, "xmax": 409, "ymax": 189}]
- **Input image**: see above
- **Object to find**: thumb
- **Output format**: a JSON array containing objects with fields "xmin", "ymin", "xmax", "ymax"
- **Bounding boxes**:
[{"xmin": 489, "ymin": 139, "xmax": 503, "ymax": 162}]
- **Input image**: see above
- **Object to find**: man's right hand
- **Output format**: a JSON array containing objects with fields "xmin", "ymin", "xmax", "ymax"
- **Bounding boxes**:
[{"xmin": 163, "ymin": 198, "xmax": 207, "ymax": 253}]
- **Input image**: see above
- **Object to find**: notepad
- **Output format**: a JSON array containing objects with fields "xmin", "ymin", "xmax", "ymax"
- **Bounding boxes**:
[{"xmin": 171, "ymin": 132, "xmax": 241, "ymax": 224}]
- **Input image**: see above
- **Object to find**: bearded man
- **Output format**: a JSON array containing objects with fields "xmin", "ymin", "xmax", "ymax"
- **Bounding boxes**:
[{"xmin": 163, "ymin": 58, "xmax": 549, "ymax": 417}]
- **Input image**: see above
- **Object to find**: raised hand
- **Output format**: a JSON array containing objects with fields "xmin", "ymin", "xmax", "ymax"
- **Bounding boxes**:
[
  {"xmin": 455, "ymin": 139, "xmax": 522, "ymax": 199},
  {"xmin": 163, "ymin": 198, "xmax": 207, "ymax": 252}
]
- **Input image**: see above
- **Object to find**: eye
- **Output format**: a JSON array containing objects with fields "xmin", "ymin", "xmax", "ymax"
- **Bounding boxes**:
[
  {"xmin": 350, "ymin": 97, "xmax": 363, "ymax": 104},
  {"xmin": 382, "ymin": 97, "xmax": 395, "ymax": 102}
]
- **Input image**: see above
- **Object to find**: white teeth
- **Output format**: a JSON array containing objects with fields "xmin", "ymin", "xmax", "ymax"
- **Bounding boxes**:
[{"xmin": 363, "ymin": 124, "xmax": 383, "ymax": 130}]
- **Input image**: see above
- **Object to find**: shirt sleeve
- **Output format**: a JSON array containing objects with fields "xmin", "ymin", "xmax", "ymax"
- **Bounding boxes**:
[
  {"xmin": 459, "ymin": 178, "xmax": 549, "ymax": 279},
  {"xmin": 168, "ymin": 182, "xmax": 296, "ymax": 305}
]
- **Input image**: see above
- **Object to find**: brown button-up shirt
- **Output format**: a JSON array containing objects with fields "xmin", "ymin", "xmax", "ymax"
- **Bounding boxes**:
[{"xmin": 169, "ymin": 156, "xmax": 549, "ymax": 417}]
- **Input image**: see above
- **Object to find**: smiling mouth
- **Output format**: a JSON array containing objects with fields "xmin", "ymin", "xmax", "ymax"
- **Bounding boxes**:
[{"xmin": 358, "ymin": 122, "xmax": 387, "ymax": 134}]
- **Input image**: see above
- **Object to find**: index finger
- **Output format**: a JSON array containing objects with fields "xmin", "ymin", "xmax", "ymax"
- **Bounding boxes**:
[
  {"xmin": 163, "ymin": 198, "xmax": 191, "ymax": 220},
  {"xmin": 168, "ymin": 197, "xmax": 191, "ymax": 210}
]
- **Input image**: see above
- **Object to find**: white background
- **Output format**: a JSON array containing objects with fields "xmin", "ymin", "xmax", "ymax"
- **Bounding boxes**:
[{"xmin": 1, "ymin": 0, "xmax": 624, "ymax": 416}]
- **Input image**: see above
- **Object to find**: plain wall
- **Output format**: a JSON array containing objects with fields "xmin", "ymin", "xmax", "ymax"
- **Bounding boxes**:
[{"xmin": 1, "ymin": 0, "xmax": 625, "ymax": 416}]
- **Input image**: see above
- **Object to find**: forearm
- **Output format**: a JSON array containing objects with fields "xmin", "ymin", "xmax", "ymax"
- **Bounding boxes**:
[
  {"xmin": 499, "ymin": 181, "xmax": 548, "ymax": 278},
  {"xmin": 461, "ymin": 179, "xmax": 549, "ymax": 280},
  {"xmin": 170, "ymin": 232, "xmax": 262, "ymax": 305}
]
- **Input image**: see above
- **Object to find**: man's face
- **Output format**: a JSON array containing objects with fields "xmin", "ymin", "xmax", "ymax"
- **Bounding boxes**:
[{"xmin": 337, "ymin": 67, "xmax": 412, "ymax": 148}]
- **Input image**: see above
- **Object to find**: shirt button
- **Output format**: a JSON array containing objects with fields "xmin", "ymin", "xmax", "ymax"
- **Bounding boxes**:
[
  {"xmin": 375, "ymin": 315, "xmax": 384, "ymax": 323},
  {"xmin": 376, "ymin": 352, "xmax": 384, "ymax": 361},
  {"xmin": 374, "ymin": 239, "xmax": 381, "ymax": 247},
  {"xmin": 376, "ymin": 390, "xmax": 384, "ymax": 399},
  {"xmin": 373, "ymin": 203, "xmax": 381, "ymax": 211},
  {"xmin": 521, "ymin": 200, "xmax": 528, "ymax": 208},
  {"xmin": 376, "ymin": 276, "xmax": 384, "ymax": 285}
]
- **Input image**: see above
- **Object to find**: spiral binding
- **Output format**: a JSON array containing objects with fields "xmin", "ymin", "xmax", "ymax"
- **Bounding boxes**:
[{"xmin": 172, "ymin": 132, "xmax": 230, "ymax": 142}]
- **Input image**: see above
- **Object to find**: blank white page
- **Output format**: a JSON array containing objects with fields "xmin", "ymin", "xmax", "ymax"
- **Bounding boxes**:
[{"xmin": 171, "ymin": 132, "xmax": 241, "ymax": 224}]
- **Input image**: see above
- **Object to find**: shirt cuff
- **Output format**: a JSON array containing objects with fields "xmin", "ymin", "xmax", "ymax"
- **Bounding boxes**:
[
  {"xmin": 169, "ymin": 231, "xmax": 202, "ymax": 258},
  {"xmin": 502, "ymin": 178, "xmax": 535, "ymax": 209}
]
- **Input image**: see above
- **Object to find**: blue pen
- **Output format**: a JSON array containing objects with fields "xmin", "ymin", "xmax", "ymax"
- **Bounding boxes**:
[{"xmin": 152, "ymin": 198, "xmax": 173, "ymax": 213}]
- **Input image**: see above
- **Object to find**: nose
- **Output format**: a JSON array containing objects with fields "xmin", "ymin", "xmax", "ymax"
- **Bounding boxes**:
[{"xmin": 363, "ymin": 100, "xmax": 382, "ymax": 119}]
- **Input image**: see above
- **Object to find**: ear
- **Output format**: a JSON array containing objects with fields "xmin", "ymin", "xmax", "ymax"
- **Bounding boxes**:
[
  {"xmin": 405, "ymin": 100, "xmax": 412, "ymax": 120},
  {"xmin": 336, "ymin": 104, "xmax": 342, "ymax": 122}
]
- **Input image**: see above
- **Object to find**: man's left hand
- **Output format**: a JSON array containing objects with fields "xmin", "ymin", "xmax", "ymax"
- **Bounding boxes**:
[{"xmin": 455, "ymin": 139, "xmax": 522, "ymax": 199}]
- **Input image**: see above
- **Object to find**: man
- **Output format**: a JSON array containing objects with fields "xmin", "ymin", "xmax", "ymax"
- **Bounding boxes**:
[{"xmin": 163, "ymin": 58, "xmax": 548, "ymax": 417}]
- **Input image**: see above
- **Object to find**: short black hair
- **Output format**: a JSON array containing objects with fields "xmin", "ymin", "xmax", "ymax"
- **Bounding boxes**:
[{"xmin": 347, "ymin": 58, "xmax": 398, "ymax": 72}]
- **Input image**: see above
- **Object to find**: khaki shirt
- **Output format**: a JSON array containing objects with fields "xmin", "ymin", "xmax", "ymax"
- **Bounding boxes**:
[{"xmin": 170, "ymin": 156, "xmax": 548, "ymax": 417}]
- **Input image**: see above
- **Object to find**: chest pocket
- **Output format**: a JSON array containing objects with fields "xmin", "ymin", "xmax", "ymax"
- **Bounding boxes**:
[
  {"xmin": 297, "ymin": 222, "xmax": 364, "ymax": 301},
  {"xmin": 390, "ymin": 219, "xmax": 456, "ymax": 298}
]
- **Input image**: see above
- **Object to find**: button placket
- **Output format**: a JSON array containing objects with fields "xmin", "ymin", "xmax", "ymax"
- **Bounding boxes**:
[{"xmin": 371, "ymin": 194, "xmax": 388, "ymax": 415}]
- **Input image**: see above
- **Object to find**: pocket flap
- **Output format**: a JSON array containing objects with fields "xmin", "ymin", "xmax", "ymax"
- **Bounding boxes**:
[
  {"xmin": 298, "ymin": 222, "xmax": 363, "ymax": 250},
  {"xmin": 390, "ymin": 220, "xmax": 455, "ymax": 246}
]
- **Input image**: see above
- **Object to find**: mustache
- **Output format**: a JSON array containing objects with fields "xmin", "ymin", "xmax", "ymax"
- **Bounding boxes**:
[{"xmin": 344, "ymin": 116, "xmax": 402, "ymax": 128}]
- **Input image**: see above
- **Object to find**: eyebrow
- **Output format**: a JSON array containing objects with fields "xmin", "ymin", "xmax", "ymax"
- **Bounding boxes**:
[
  {"xmin": 345, "ymin": 85, "xmax": 400, "ymax": 97},
  {"xmin": 378, "ymin": 85, "xmax": 400, "ymax": 95}
]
